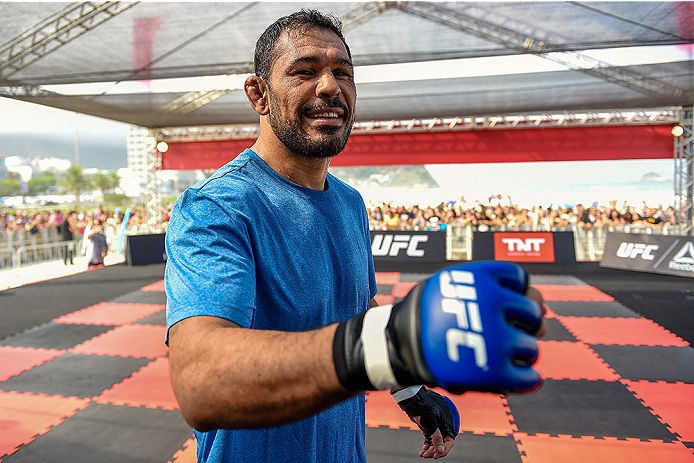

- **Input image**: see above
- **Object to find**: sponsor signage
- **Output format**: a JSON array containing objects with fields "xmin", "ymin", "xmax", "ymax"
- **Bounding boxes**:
[
  {"xmin": 494, "ymin": 232, "xmax": 555, "ymax": 262},
  {"xmin": 370, "ymin": 230, "xmax": 446, "ymax": 262},
  {"xmin": 601, "ymin": 232, "xmax": 694, "ymax": 278},
  {"xmin": 473, "ymin": 231, "xmax": 576, "ymax": 263}
]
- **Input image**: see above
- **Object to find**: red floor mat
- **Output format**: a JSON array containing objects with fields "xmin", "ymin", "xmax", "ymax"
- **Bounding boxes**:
[
  {"xmin": 141, "ymin": 280, "xmax": 165, "ymax": 292},
  {"xmin": 558, "ymin": 317, "xmax": 689, "ymax": 346},
  {"xmin": 169, "ymin": 437, "xmax": 197, "ymax": 463},
  {"xmin": 623, "ymin": 380, "xmax": 694, "ymax": 442},
  {"xmin": 95, "ymin": 357, "xmax": 179, "ymax": 410},
  {"xmin": 373, "ymin": 294, "xmax": 395, "ymax": 306},
  {"xmin": 365, "ymin": 390, "xmax": 416, "ymax": 431},
  {"xmin": 447, "ymin": 391, "xmax": 517, "ymax": 436},
  {"xmin": 365, "ymin": 389, "xmax": 516, "ymax": 436},
  {"xmin": 535, "ymin": 341, "xmax": 619, "ymax": 381},
  {"xmin": 54, "ymin": 302, "xmax": 165, "ymax": 326},
  {"xmin": 0, "ymin": 391, "xmax": 89, "ymax": 458},
  {"xmin": 516, "ymin": 433, "xmax": 694, "ymax": 463},
  {"xmin": 71, "ymin": 324, "xmax": 168, "ymax": 359},
  {"xmin": 534, "ymin": 285, "xmax": 615, "ymax": 302},
  {"xmin": 0, "ymin": 346, "xmax": 64, "ymax": 382},
  {"xmin": 391, "ymin": 281, "xmax": 418, "ymax": 298},
  {"xmin": 375, "ymin": 272, "xmax": 400, "ymax": 285}
]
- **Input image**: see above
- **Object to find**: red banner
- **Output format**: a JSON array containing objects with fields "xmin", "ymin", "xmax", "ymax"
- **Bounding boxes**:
[
  {"xmin": 494, "ymin": 232, "xmax": 556, "ymax": 263},
  {"xmin": 162, "ymin": 125, "xmax": 673, "ymax": 170}
]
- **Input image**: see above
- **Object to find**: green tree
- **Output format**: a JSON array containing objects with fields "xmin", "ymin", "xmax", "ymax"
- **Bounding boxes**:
[
  {"xmin": 61, "ymin": 165, "xmax": 90, "ymax": 205},
  {"xmin": 0, "ymin": 178, "xmax": 21, "ymax": 196},
  {"xmin": 92, "ymin": 171, "xmax": 120, "ymax": 197},
  {"xmin": 28, "ymin": 170, "xmax": 57, "ymax": 195}
]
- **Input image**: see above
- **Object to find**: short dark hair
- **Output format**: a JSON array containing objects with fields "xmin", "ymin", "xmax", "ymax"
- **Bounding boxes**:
[{"xmin": 254, "ymin": 9, "xmax": 351, "ymax": 83}]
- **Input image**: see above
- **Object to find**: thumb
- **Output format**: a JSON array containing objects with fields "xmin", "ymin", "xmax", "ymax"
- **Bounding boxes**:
[{"xmin": 430, "ymin": 428, "xmax": 445, "ymax": 453}]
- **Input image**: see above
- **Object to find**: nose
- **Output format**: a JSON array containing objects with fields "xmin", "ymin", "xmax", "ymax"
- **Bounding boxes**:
[{"xmin": 316, "ymin": 70, "xmax": 340, "ymax": 98}]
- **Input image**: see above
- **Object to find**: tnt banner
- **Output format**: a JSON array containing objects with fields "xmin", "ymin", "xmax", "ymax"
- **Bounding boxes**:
[
  {"xmin": 473, "ymin": 231, "xmax": 576, "ymax": 263},
  {"xmin": 601, "ymin": 232, "xmax": 694, "ymax": 279},
  {"xmin": 494, "ymin": 232, "xmax": 555, "ymax": 262},
  {"xmin": 370, "ymin": 230, "xmax": 446, "ymax": 262}
]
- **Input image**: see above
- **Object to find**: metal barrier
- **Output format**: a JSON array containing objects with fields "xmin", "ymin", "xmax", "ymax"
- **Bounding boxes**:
[
  {"xmin": 5, "ymin": 222, "xmax": 688, "ymax": 270},
  {"xmin": 11, "ymin": 240, "xmax": 80, "ymax": 268},
  {"xmin": 0, "ymin": 225, "xmax": 123, "ymax": 270}
]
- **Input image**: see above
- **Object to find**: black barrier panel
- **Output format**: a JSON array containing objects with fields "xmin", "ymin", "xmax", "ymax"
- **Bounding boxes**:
[
  {"xmin": 472, "ymin": 232, "xmax": 495, "ymax": 261},
  {"xmin": 553, "ymin": 232, "xmax": 577, "ymax": 263},
  {"xmin": 601, "ymin": 232, "xmax": 694, "ymax": 278},
  {"xmin": 370, "ymin": 230, "xmax": 446, "ymax": 262},
  {"xmin": 126, "ymin": 233, "xmax": 167, "ymax": 266},
  {"xmin": 472, "ymin": 231, "xmax": 576, "ymax": 263}
]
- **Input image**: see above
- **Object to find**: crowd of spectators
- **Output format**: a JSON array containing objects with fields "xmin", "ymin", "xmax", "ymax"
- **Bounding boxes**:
[
  {"xmin": 0, "ymin": 207, "xmax": 155, "ymax": 237},
  {"xmin": 366, "ymin": 196, "xmax": 681, "ymax": 232},
  {"xmin": 0, "ymin": 197, "xmax": 683, "ymax": 239}
]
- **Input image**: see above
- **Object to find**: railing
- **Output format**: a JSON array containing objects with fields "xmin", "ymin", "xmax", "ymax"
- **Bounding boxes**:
[
  {"xmin": 10, "ymin": 240, "xmax": 80, "ymax": 268},
  {"xmin": 4, "ymin": 222, "xmax": 687, "ymax": 270},
  {"xmin": 0, "ymin": 225, "xmax": 124, "ymax": 270}
]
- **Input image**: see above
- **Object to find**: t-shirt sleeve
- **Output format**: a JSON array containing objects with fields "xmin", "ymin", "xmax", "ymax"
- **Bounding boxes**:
[{"xmin": 164, "ymin": 187, "xmax": 256, "ymax": 344}]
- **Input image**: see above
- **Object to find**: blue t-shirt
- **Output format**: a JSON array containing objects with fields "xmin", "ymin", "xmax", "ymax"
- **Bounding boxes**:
[{"xmin": 165, "ymin": 149, "xmax": 377, "ymax": 463}]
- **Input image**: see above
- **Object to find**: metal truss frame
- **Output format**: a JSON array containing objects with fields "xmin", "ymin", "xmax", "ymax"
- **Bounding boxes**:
[
  {"xmin": 157, "ymin": 89, "xmax": 235, "ymax": 116},
  {"xmin": 144, "ymin": 107, "xmax": 687, "ymax": 233},
  {"xmin": 0, "ymin": 1, "xmax": 137, "ymax": 81},
  {"xmin": 673, "ymin": 106, "xmax": 693, "ymax": 235},
  {"xmin": 144, "ymin": 129, "xmax": 162, "ymax": 233},
  {"xmin": 395, "ymin": 1, "xmax": 683, "ymax": 99},
  {"xmin": 154, "ymin": 0, "xmax": 683, "ymax": 117},
  {"xmin": 157, "ymin": 108, "xmax": 678, "ymax": 142},
  {"xmin": 4, "ymin": 1, "xmax": 683, "ymax": 114}
]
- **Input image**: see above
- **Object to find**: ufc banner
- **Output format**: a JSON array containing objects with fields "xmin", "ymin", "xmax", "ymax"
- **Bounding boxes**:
[
  {"xmin": 601, "ymin": 232, "xmax": 694, "ymax": 278},
  {"xmin": 473, "ymin": 231, "xmax": 576, "ymax": 263},
  {"xmin": 370, "ymin": 230, "xmax": 446, "ymax": 262}
]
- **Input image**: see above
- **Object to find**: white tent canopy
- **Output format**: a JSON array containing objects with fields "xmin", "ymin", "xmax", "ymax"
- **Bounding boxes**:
[{"xmin": 1, "ymin": 1, "xmax": 692, "ymax": 128}]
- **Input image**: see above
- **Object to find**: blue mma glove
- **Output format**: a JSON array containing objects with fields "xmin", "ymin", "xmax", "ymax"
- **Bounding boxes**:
[
  {"xmin": 333, "ymin": 261, "xmax": 543, "ymax": 394},
  {"xmin": 392, "ymin": 386, "xmax": 460, "ymax": 446}
]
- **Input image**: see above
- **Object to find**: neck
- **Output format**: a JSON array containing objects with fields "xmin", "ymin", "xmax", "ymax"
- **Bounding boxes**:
[{"xmin": 251, "ymin": 137, "xmax": 331, "ymax": 192}]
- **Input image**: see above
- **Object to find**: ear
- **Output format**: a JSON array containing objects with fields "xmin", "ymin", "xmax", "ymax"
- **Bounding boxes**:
[{"xmin": 245, "ymin": 75, "xmax": 269, "ymax": 116}]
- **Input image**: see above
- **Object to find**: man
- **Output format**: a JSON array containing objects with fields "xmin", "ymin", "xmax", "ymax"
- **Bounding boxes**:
[
  {"xmin": 60, "ymin": 211, "xmax": 76, "ymax": 265},
  {"xmin": 165, "ymin": 10, "xmax": 546, "ymax": 463}
]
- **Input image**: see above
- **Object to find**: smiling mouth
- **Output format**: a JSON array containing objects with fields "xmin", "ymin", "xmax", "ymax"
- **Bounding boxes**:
[
  {"xmin": 302, "ymin": 98, "xmax": 349, "ymax": 123},
  {"xmin": 306, "ymin": 111, "xmax": 341, "ymax": 119}
]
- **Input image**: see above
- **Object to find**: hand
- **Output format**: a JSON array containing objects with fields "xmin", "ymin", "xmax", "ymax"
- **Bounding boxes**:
[
  {"xmin": 333, "ymin": 261, "xmax": 545, "ymax": 394},
  {"xmin": 393, "ymin": 386, "xmax": 459, "ymax": 459}
]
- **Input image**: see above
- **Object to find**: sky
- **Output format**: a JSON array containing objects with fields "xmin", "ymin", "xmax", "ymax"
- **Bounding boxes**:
[
  {"xmin": 0, "ymin": 97, "xmax": 130, "ymax": 170},
  {"xmin": 0, "ymin": 41, "xmax": 684, "ymax": 207}
]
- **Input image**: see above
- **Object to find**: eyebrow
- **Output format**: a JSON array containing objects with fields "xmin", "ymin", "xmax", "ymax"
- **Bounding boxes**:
[{"xmin": 288, "ymin": 55, "xmax": 354, "ymax": 71}]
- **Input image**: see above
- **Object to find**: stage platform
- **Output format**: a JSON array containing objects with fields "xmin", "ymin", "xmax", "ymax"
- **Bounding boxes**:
[{"xmin": 1, "ymin": 261, "xmax": 692, "ymax": 462}]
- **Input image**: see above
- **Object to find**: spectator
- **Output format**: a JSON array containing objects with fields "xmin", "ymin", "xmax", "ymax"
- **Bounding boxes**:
[
  {"xmin": 60, "ymin": 211, "xmax": 77, "ymax": 265},
  {"xmin": 86, "ymin": 219, "xmax": 108, "ymax": 268}
]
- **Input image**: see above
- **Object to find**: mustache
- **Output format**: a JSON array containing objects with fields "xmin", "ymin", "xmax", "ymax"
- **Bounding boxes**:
[{"xmin": 301, "ymin": 98, "xmax": 350, "ymax": 118}]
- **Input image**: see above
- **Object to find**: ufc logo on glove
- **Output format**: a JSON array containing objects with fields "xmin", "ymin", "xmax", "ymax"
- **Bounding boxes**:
[
  {"xmin": 333, "ymin": 261, "xmax": 544, "ymax": 395},
  {"xmin": 439, "ymin": 270, "xmax": 488, "ymax": 369}
]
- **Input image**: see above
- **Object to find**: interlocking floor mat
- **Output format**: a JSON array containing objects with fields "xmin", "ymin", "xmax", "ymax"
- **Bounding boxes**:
[{"xmin": 1, "ymin": 263, "xmax": 692, "ymax": 462}]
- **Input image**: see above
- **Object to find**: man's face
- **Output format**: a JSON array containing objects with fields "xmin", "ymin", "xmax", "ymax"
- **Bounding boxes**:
[{"xmin": 265, "ymin": 27, "xmax": 356, "ymax": 158}]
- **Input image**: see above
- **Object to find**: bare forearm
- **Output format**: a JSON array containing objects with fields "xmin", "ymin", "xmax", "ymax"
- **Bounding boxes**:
[{"xmin": 168, "ymin": 317, "xmax": 357, "ymax": 432}]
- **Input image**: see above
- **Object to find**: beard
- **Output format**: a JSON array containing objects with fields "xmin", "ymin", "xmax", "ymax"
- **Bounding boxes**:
[{"xmin": 267, "ymin": 95, "xmax": 355, "ymax": 159}]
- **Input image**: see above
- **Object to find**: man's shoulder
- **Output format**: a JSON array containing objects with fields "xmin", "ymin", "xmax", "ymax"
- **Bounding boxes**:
[{"xmin": 189, "ymin": 150, "xmax": 263, "ymax": 197}]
